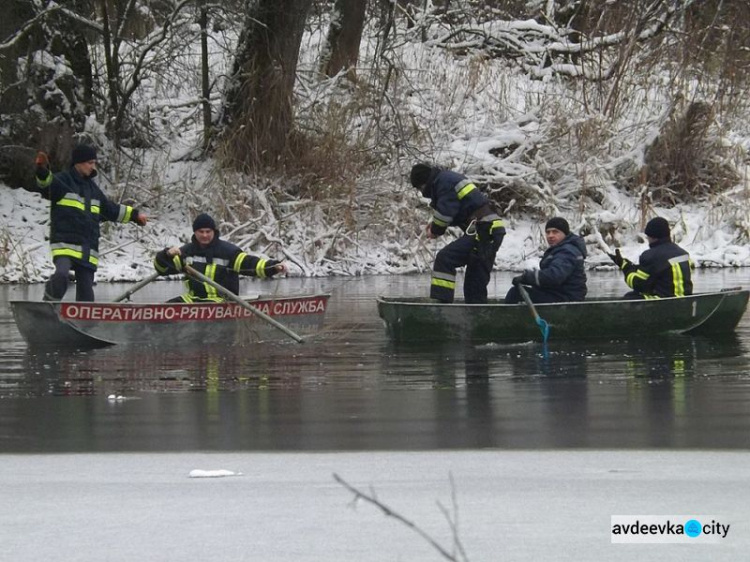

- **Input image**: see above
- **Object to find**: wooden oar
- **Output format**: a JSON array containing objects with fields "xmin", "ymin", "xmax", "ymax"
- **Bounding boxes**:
[
  {"xmin": 516, "ymin": 283, "xmax": 550, "ymax": 344},
  {"xmin": 183, "ymin": 264, "xmax": 304, "ymax": 344},
  {"xmin": 113, "ymin": 272, "xmax": 160, "ymax": 302}
]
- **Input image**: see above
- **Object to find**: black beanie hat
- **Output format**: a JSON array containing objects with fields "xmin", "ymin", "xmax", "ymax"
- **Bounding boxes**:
[
  {"xmin": 71, "ymin": 144, "xmax": 97, "ymax": 165},
  {"xmin": 192, "ymin": 213, "xmax": 217, "ymax": 232},
  {"xmin": 644, "ymin": 217, "xmax": 670, "ymax": 239},
  {"xmin": 410, "ymin": 163, "xmax": 433, "ymax": 188},
  {"xmin": 545, "ymin": 217, "xmax": 570, "ymax": 235}
]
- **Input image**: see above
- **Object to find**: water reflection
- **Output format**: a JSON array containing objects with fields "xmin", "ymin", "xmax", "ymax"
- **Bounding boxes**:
[
  {"xmin": 2, "ymin": 272, "xmax": 750, "ymax": 452},
  {"xmin": 15, "ymin": 343, "xmax": 333, "ymax": 397},
  {"xmin": 379, "ymin": 333, "xmax": 750, "ymax": 450}
]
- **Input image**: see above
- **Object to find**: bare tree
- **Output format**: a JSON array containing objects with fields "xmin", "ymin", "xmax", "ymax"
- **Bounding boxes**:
[
  {"xmin": 0, "ymin": 0, "xmax": 93, "ymax": 185},
  {"xmin": 319, "ymin": 0, "xmax": 367, "ymax": 81},
  {"xmin": 198, "ymin": 0, "xmax": 212, "ymax": 149},
  {"xmin": 94, "ymin": 0, "xmax": 196, "ymax": 147},
  {"xmin": 219, "ymin": 0, "xmax": 312, "ymax": 170}
]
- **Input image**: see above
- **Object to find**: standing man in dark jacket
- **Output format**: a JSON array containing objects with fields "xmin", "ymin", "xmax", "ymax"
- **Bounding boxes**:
[
  {"xmin": 34, "ymin": 145, "xmax": 148, "ymax": 301},
  {"xmin": 609, "ymin": 217, "xmax": 693, "ymax": 299},
  {"xmin": 154, "ymin": 213, "xmax": 287, "ymax": 303},
  {"xmin": 410, "ymin": 163, "xmax": 506, "ymax": 304},
  {"xmin": 505, "ymin": 217, "xmax": 588, "ymax": 304}
]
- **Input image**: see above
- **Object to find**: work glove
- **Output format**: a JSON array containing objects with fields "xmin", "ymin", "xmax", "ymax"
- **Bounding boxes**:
[
  {"xmin": 264, "ymin": 260, "xmax": 286, "ymax": 277},
  {"xmin": 608, "ymin": 249, "xmax": 624, "ymax": 268},
  {"xmin": 35, "ymin": 151, "xmax": 50, "ymax": 180},
  {"xmin": 514, "ymin": 270, "xmax": 535, "ymax": 286},
  {"xmin": 513, "ymin": 271, "xmax": 532, "ymax": 285}
]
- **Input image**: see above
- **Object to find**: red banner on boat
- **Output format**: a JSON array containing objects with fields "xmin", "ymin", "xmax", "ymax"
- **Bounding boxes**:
[{"xmin": 59, "ymin": 297, "xmax": 327, "ymax": 323}]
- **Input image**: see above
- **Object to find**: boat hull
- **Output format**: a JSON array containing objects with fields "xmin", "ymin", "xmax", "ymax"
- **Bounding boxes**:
[
  {"xmin": 12, "ymin": 294, "xmax": 329, "ymax": 348},
  {"xmin": 377, "ymin": 289, "xmax": 749, "ymax": 343}
]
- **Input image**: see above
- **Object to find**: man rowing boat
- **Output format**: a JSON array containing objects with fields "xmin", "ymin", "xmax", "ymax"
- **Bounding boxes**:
[{"xmin": 153, "ymin": 213, "xmax": 287, "ymax": 303}]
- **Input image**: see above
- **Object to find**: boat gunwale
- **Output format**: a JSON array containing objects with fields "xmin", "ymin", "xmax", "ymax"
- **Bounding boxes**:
[
  {"xmin": 376, "ymin": 288, "xmax": 747, "ymax": 308},
  {"xmin": 11, "ymin": 292, "xmax": 331, "ymax": 308}
]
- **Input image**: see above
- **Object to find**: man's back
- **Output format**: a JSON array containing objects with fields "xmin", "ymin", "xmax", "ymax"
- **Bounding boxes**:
[{"xmin": 635, "ymin": 239, "xmax": 693, "ymax": 298}]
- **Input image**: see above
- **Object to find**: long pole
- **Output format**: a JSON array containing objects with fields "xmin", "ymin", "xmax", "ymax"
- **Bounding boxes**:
[
  {"xmin": 184, "ymin": 265, "xmax": 304, "ymax": 343},
  {"xmin": 112, "ymin": 272, "xmax": 160, "ymax": 302}
]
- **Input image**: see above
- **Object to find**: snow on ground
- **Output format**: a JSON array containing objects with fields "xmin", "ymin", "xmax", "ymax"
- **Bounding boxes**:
[
  {"xmin": 3, "ymin": 14, "xmax": 750, "ymax": 283},
  {"xmin": 0, "ymin": 450, "xmax": 747, "ymax": 561},
  {"xmin": 2, "ymin": 181, "xmax": 750, "ymax": 285}
]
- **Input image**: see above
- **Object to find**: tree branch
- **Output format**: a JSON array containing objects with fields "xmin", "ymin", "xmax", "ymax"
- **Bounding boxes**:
[{"xmin": 333, "ymin": 473, "xmax": 469, "ymax": 562}]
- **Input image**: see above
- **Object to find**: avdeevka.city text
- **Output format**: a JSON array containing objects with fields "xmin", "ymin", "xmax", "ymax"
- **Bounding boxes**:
[{"xmin": 612, "ymin": 519, "xmax": 730, "ymax": 538}]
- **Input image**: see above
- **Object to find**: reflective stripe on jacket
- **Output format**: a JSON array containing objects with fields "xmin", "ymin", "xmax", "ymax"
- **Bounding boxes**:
[
  {"xmin": 36, "ymin": 167, "xmax": 137, "ymax": 269},
  {"xmin": 154, "ymin": 236, "xmax": 275, "ymax": 301},
  {"xmin": 620, "ymin": 239, "xmax": 693, "ymax": 298},
  {"xmin": 424, "ymin": 170, "xmax": 503, "ymax": 237}
]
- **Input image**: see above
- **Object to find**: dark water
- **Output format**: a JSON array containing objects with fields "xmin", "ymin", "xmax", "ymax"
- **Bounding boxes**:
[{"xmin": 2, "ymin": 270, "xmax": 750, "ymax": 452}]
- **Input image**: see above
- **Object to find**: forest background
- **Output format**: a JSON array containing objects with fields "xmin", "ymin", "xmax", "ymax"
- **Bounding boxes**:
[{"xmin": 1, "ymin": 0, "xmax": 750, "ymax": 283}]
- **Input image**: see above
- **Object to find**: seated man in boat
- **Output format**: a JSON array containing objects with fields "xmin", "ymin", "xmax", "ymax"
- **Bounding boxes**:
[
  {"xmin": 154, "ymin": 213, "xmax": 287, "ymax": 303},
  {"xmin": 504, "ymin": 217, "xmax": 588, "ymax": 304},
  {"xmin": 608, "ymin": 217, "xmax": 693, "ymax": 299},
  {"xmin": 33, "ymin": 145, "xmax": 148, "ymax": 302},
  {"xmin": 410, "ymin": 163, "xmax": 506, "ymax": 304}
]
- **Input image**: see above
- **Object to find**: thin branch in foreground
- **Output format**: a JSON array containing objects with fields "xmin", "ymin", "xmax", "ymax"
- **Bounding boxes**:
[{"xmin": 333, "ymin": 472, "xmax": 469, "ymax": 562}]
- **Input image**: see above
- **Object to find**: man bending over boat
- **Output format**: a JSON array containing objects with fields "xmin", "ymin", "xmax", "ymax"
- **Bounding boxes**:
[
  {"xmin": 34, "ymin": 145, "xmax": 148, "ymax": 302},
  {"xmin": 154, "ymin": 213, "xmax": 287, "ymax": 303},
  {"xmin": 410, "ymin": 163, "xmax": 506, "ymax": 304},
  {"xmin": 505, "ymin": 217, "xmax": 588, "ymax": 304},
  {"xmin": 608, "ymin": 217, "xmax": 693, "ymax": 299}
]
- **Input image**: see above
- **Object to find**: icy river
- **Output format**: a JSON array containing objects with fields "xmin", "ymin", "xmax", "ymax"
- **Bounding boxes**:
[{"xmin": 2, "ymin": 269, "xmax": 750, "ymax": 453}]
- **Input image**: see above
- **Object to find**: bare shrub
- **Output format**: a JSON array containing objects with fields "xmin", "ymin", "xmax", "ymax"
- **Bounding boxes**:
[{"xmin": 642, "ymin": 100, "xmax": 739, "ymax": 205}]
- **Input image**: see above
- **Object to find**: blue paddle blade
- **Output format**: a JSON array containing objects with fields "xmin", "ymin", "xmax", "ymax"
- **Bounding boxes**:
[{"xmin": 536, "ymin": 317, "xmax": 550, "ymax": 343}]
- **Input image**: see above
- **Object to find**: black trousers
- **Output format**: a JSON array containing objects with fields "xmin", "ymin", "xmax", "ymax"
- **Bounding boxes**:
[
  {"xmin": 44, "ymin": 256, "xmax": 96, "ymax": 302},
  {"xmin": 430, "ymin": 222, "xmax": 504, "ymax": 304}
]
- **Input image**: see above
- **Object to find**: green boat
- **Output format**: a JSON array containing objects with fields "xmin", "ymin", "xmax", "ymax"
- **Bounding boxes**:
[{"xmin": 377, "ymin": 288, "xmax": 750, "ymax": 343}]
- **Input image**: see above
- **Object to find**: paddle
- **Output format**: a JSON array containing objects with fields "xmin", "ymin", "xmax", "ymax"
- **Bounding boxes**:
[
  {"xmin": 183, "ymin": 264, "xmax": 304, "ymax": 344},
  {"xmin": 516, "ymin": 283, "xmax": 550, "ymax": 344},
  {"xmin": 113, "ymin": 271, "xmax": 160, "ymax": 302}
]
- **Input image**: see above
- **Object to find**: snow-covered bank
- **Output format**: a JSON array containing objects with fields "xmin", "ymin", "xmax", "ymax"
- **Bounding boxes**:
[
  {"xmin": 1, "ymin": 450, "xmax": 747, "ymax": 561},
  {"xmin": 4, "ymin": 7, "xmax": 750, "ymax": 285},
  {"xmin": 3, "ymin": 183, "xmax": 750, "ymax": 284}
]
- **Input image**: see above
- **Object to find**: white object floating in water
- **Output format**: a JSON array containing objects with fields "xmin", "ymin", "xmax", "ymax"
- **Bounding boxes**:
[
  {"xmin": 107, "ymin": 394, "xmax": 126, "ymax": 401},
  {"xmin": 189, "ymin": 469, "xmax": 243, "ymax": 478}
]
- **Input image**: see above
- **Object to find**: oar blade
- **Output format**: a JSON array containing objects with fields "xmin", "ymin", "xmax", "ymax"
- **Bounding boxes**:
[{"xmin": 536, "ymin": 317, "xmax": 550, "ymax": 343}]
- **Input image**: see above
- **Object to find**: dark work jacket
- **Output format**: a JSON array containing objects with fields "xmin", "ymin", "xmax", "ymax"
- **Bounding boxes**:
[
  {"xmin": 620, "ymin": 238, "xmax": 692, "ymax": 298},
  {"xmin": 422, "ymin": 169, "xmax": 493, "ymax": 237},
  {"xmin": 523, "ymin": 234, "xmax": 588, "ymax": 301},
  {"xmin": 36, "ymin": 167, "xmax": 140, "ymax": 270},
  {"xmin": 154, "ymin": 234, "xmax": 280, "ymax": 302}
]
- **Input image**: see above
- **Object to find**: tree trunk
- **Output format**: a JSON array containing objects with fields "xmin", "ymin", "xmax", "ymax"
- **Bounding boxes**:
[
  {"xmin": 220, "ymin": 0, "xmax": 312, "ymax": 170},
  {"xmin": 320, "ymin": 0, "xmax": 367, "ymax": 81},
  {"xmin": 199, "ymin": 0, "xmax": 212, "ymax": 150},
  {"xmin": 0, "ymin": 0, "xmax": 92, "ymax": 188}
]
